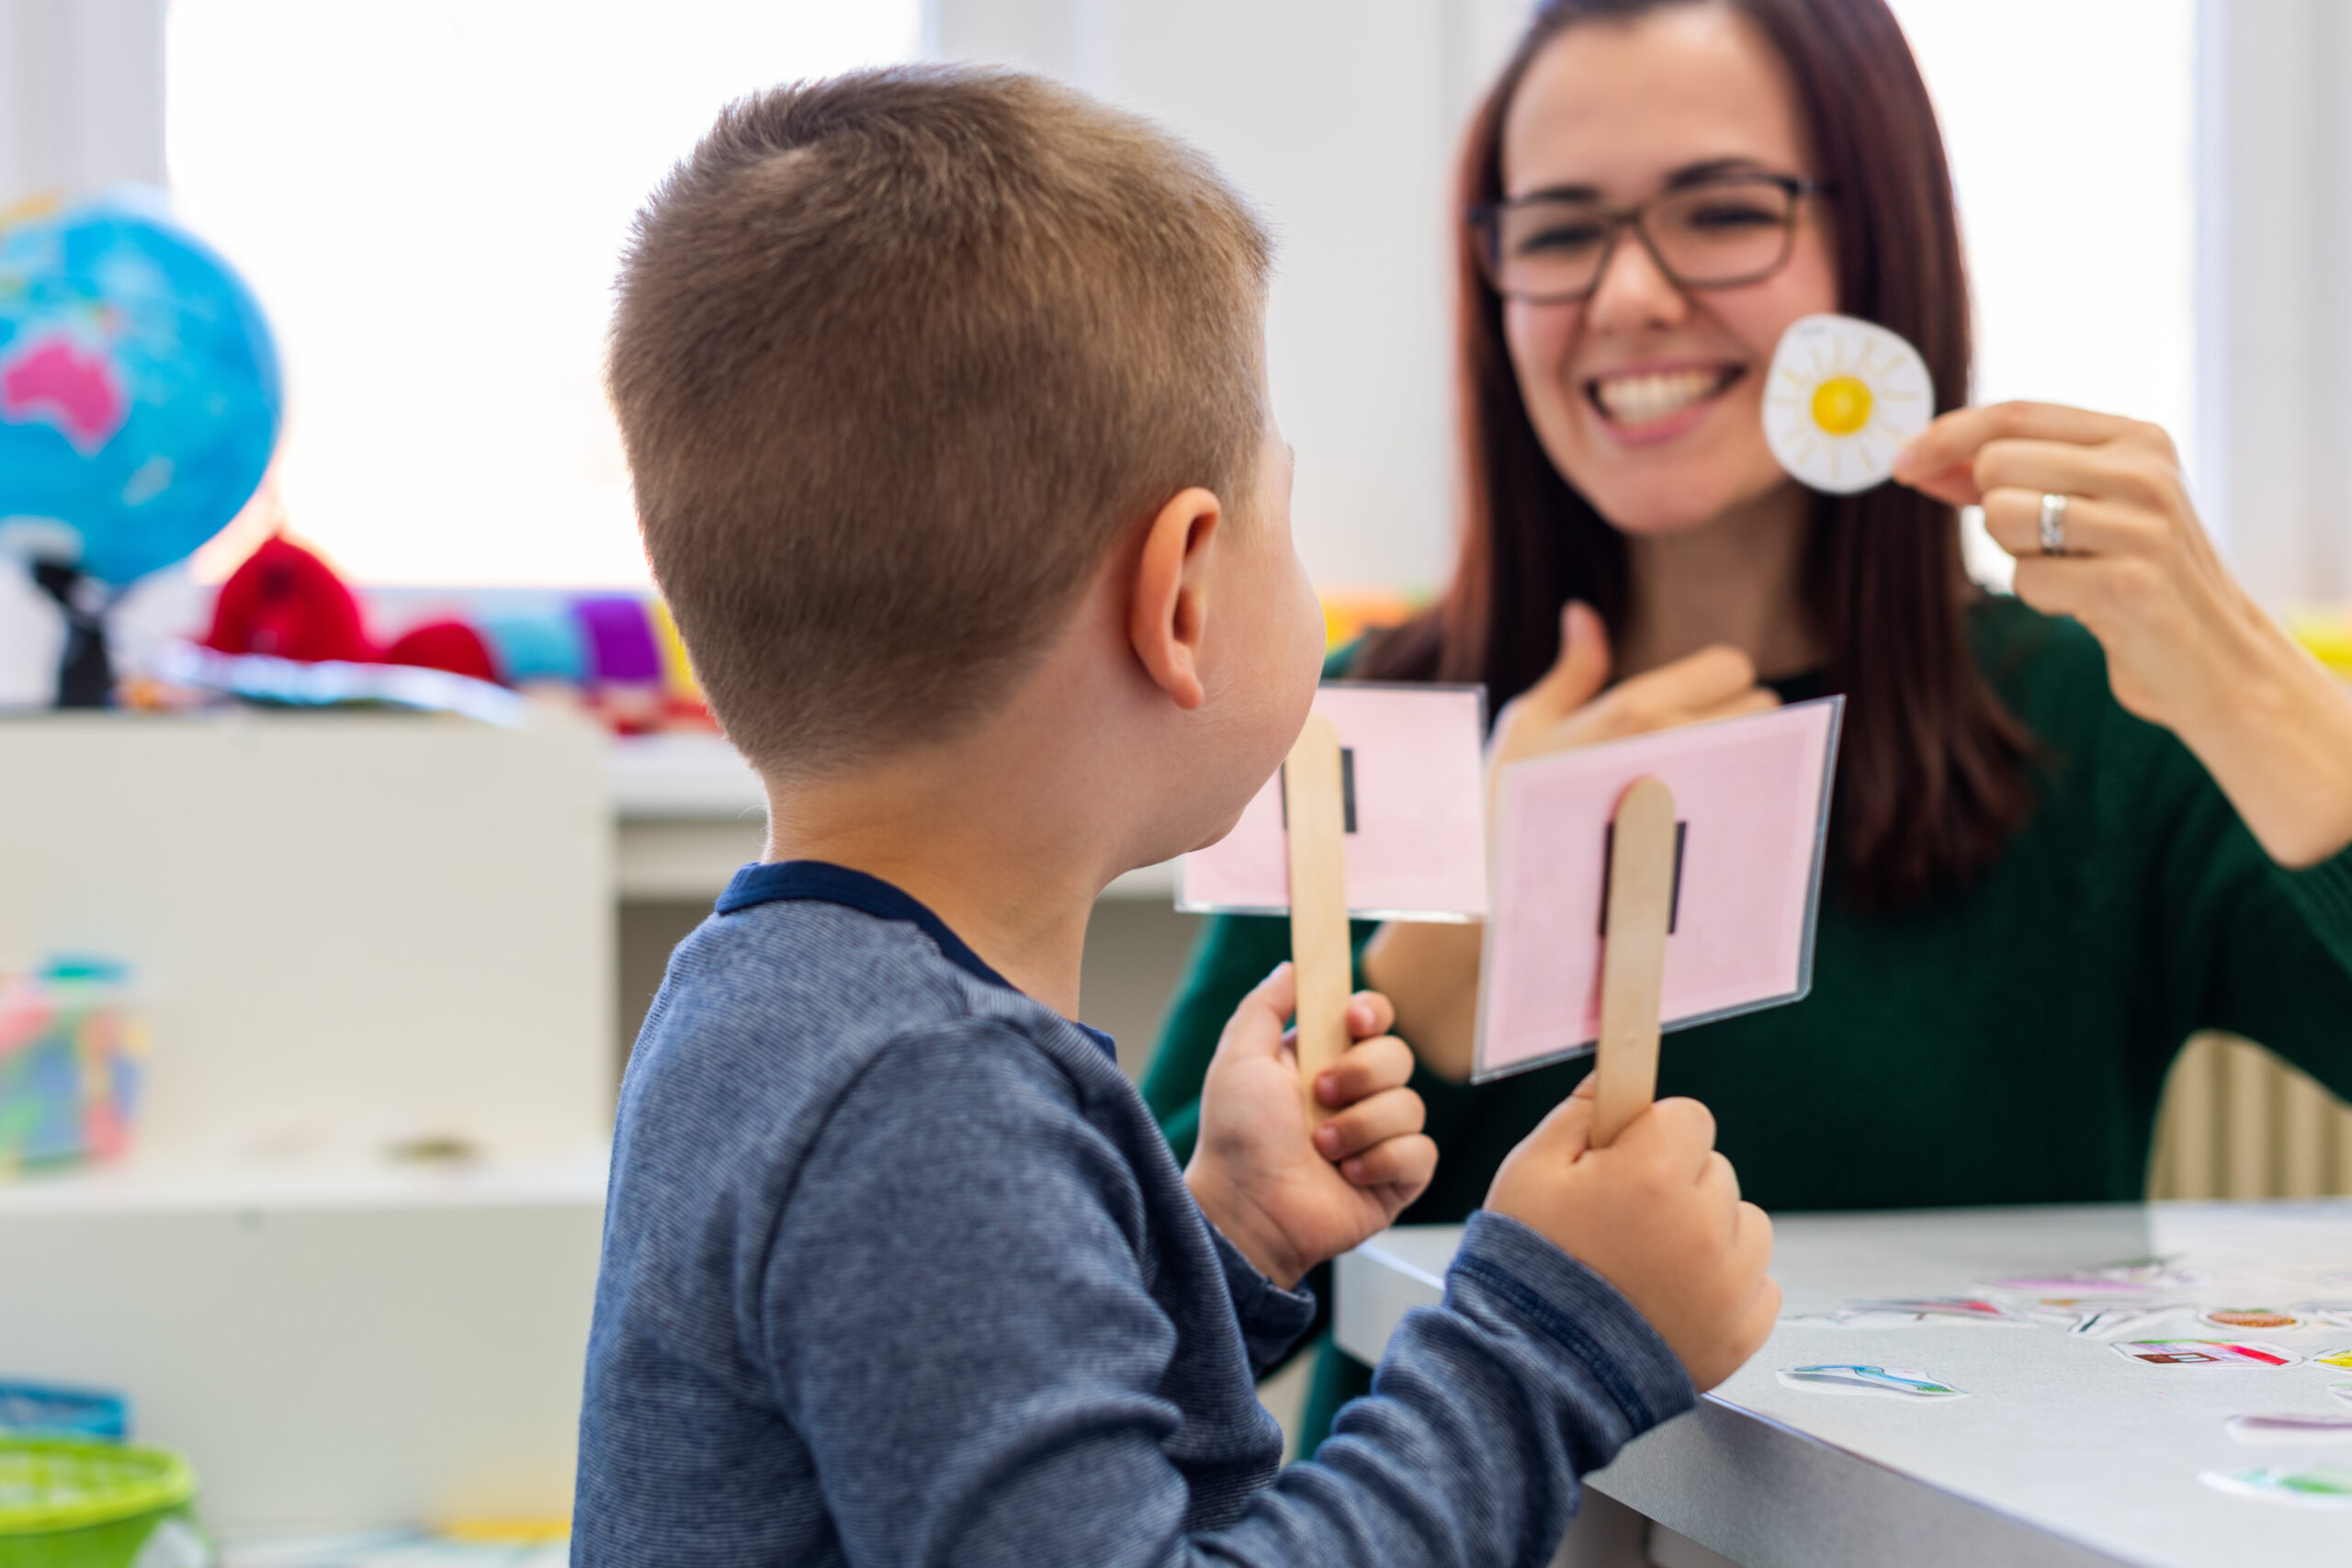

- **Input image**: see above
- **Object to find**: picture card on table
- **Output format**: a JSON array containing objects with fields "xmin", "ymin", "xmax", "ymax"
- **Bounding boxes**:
[
  {"xmin": 1474, "ymin": 697, "xmax": 1843, "ymax": 1082},
  {"xmin": 1179, "ymin": 682, "xmax": 1488, "ymax": 921}
]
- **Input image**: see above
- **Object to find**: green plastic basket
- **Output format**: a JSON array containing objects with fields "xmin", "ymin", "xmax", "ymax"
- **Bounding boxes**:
[{"xmin": 0, "ymin": 1438, "xmax": 208, "ymax": 1568}]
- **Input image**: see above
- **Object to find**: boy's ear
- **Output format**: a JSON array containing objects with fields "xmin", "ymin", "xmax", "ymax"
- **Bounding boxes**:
[{"xmin": 1127, "ymin": 486, "xmax": 1223, "ymax": 712}]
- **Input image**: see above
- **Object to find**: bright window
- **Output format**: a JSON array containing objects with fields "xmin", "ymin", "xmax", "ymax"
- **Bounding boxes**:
[
  {"xmin": 166, "ymin": 0, "xmax": 921, "ymax": 587},
  {"xmin": 1887, "ymin": 0, "xmax": 2199, "ymax": 580}
]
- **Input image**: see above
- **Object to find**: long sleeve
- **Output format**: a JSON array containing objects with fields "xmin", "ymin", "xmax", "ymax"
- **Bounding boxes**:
[
  {"xmin": 772, "ymin": 1021, "xmax": 1690, "ymax": 1568},
  {"xmin": 2128, "ymin": 698, "xmax": 2352, "ymax": 1097},
  {"xmin": 1204, "ymin": 1222, "xmax": 1319, "ymax": 1379}
]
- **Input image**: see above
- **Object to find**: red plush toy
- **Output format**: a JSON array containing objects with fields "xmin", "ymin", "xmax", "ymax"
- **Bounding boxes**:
[
  {"xmin": 203, "ymin": 535, "xmax": 372, "ymax": 664},
  {"xmin": 203, "ymin": 535, "xmax": 503, "ymax": 683},
  {"xmin": 381, "ymin": 620, "xmax": 499, "ymax": 683}
]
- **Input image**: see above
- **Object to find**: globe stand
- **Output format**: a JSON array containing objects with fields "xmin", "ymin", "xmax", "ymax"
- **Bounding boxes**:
[{"xmin": 29, "ymin": 561, "xmax": 114, "ymax": 708}]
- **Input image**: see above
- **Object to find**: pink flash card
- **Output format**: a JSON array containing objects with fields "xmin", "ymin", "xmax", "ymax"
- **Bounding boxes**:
[
  {"xmin": 1474, "ymin": 697, "xmax": 1844, "ymax": 1081},
  {"xmin": 1178, "ymin": 682, "xmax": 1488, "ymax": 922}
]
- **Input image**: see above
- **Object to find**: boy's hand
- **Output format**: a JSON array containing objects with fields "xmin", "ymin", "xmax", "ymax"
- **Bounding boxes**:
[
  {"xmin": 1186, "ymin": 964, "xmax": 1437, "ymax": 1290},
  {"xmin": 1487, "ymin": 1076, "xmax": 1779, "ymax": 1392}
]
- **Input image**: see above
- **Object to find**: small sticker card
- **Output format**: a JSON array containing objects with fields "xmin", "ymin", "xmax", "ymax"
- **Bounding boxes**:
[
  {"xmin": 2058, "ymin": 1305, "xmax": 2188, "ymax": 1339},
  {"xmin": 1777, "ymin": 1364, "xmax": 1965, "ymax": 1400},
  {"xmin": 1784, "ymin": 1297, "xmax": 2036, "ymax": 1330},
  {"xmin": 1983, "ymin": 1258, "xmax": 2211, "ymax": 1294},
  {"xmin": 2226, "ymin": 1414, "xmax": 2352, "ymax": 1447},
  {"xmin": 1474, "ymin": 699, "xmax": 1842, "ymax": 1080},
  {"xmin": 2203, "ymin": 1308, "xmax": 2305, "ymax": 1333},
  {"xmin": 2114, "ymin": 1338, "xmax": 2299, "ymax": 1369},
  {"xmin": 1762, "ymin": 314, "xmax": 1934, "ymax": 494},
  {"xmin": 1178, "ymin": 683, "xmax": 1487, "ymax": 921},
  {"xmin": 2200, "ymin": 1467, "xmax": 2352, "ymax": 1508}
]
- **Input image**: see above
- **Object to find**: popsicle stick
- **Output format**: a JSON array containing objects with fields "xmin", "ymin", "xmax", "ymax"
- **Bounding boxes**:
[
  {"xmin": 1592, "ymin": 775, "xmax": 1676, "ymax": 1149},
  {"xmin": 1284, "ymin": 715, "xmax": 1351, "ymax": 1114}
]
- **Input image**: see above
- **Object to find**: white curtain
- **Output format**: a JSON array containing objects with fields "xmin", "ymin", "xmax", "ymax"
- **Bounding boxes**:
[
  {"xmin": 2199, "ymin": 0, "xmax": 2352, "ymax": 603},
  {"xmin": 0, "ymin": 0, "xmax": 165, "ymax": 205}
]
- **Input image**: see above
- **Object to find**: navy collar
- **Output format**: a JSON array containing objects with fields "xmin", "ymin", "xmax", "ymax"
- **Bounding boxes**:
[{"xmin": 717, "ymin": 861, "xmax": 1118, "ymax": 1065}]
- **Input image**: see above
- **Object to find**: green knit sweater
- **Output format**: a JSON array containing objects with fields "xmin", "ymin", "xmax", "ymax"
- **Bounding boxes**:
[{"xmin": 1143, "ymin": 596, "xmax": 2352, "ymax": 1438}]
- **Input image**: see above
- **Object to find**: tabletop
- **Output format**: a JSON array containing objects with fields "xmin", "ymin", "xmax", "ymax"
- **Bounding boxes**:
[{"xmin": 1333, "ymin": 1202, "xmax": 2352, "ymax": 1568}]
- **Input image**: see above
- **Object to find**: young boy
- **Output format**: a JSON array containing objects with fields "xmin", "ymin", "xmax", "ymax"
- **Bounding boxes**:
[{"xmin": 574, "ymin": 66, "xmax": 1779, "ymax": 1566}]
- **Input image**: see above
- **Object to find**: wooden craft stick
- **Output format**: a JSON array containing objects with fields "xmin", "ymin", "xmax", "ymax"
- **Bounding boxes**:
[
  {"xmin": 1283, "ymin": 714, "xmax": 1352, "ymax": 1113},
  {"xmin": 1592, "ymin": 775, "xmax": 1676, "ymax": 1149}
]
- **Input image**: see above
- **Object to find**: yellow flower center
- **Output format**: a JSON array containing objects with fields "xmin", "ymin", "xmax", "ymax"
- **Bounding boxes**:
[{"xmin": 1811, "ymin": 375, "xmax": 1873, "ymax": 435}]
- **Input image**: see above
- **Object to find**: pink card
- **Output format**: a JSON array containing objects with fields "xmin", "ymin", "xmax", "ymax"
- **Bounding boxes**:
[
  {"xmin": 1474, "ymin": 698, "xmax": 1843, "ymax": 1080},
  {"xmin": 1179, "ymin": 683, "xmax": 1488, "ymax": 921}
]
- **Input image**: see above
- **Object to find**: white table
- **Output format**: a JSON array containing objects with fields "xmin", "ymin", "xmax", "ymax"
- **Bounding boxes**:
[{"xmin": 1335, "ymin": 1203, "xmax": 2352, "ymax": 1568}]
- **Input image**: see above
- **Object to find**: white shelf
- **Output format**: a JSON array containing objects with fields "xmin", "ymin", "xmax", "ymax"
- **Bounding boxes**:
[
  {"xmin": 607, "ymin": 731, "xmax": 765, "ymax": 820},
  {"xmin": 3, "ymin": 1155, "xmax": 606, "ymax": 1532},
  {"xmin": 0, "ymin": 1150, "xmax": 608, "ymax": 1216}
]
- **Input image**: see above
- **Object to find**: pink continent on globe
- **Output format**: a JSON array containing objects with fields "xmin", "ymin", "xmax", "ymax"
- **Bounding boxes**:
[{"xmin": 1, "ymin": 335, "xmax": 127, "ymax": 452}]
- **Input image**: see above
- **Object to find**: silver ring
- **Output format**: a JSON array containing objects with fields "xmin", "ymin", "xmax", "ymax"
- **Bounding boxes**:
[{"xmin": 2039, "ymin": 492, "xmax": 2070, "ymax": 556}]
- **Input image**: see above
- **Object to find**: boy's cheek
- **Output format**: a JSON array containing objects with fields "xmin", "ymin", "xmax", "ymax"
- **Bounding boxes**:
[{"xmin": 1289, "ymin": 557, "xmax": 1325, "ymax": 673}]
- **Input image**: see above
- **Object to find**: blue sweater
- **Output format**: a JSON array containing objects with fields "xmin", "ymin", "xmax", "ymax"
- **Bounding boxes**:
[{"xmin": 573, "ymin": 861, "xmax": 1694, "ymax": 1566}]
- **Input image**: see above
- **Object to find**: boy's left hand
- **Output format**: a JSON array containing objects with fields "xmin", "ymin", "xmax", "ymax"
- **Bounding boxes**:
[{"xmin": 1185, "ymin": 964, "xmax": 1436, "ymax": 1290}]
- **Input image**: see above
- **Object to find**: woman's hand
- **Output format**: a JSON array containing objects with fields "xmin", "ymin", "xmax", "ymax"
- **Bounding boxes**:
[
  {"xmin": 1488, "ymin": 601, "xmax": 1779, "ymax": 788},
  {"xmin": 1895, "ymin": 401, "xmax": 2352, "ymax": 867},
  {"xmin": 1364, "ymin": 602, "xmax": 1777, "ymax": 1081}
]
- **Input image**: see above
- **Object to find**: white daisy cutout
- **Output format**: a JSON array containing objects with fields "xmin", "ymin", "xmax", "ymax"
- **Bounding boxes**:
[{"xmin": 1762, "ymin": 313, "xmax": 1933, "ymax": 493}]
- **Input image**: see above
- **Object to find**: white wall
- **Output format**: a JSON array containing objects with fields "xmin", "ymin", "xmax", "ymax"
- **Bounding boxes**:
[{"xmin": 930, "ymin": 0, "xmax": 1530, "ymax": 595}]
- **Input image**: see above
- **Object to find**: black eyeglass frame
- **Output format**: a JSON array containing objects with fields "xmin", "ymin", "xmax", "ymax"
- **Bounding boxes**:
[{"xmin": 1468, "ymin": 173, "xmax": 1837, "ymax": 304}]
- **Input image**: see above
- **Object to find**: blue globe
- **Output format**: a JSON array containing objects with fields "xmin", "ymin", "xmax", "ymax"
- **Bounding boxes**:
[{"xmin": 0, "ymin": 188, "xmax": 281, "ymax": 586}]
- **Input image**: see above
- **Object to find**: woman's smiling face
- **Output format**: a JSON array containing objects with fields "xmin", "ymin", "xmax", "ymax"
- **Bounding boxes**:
[{"xmin": 1499, "ymin": 4, "xmax": 1837, "ymax": 536}]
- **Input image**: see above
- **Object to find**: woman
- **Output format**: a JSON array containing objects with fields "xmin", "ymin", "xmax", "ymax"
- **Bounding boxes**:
[{"xmin": 1145, "ymin": 0, "xmax": 2352, "ymax": 1445}]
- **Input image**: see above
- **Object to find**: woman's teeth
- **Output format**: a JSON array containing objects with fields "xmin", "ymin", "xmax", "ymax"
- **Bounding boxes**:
[{"xmin": 1592, "ymin": 368, "xmax": 1732, "ymax": 426}]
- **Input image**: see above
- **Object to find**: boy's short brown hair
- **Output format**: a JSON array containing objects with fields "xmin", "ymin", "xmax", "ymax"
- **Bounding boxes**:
[{"xmin": 610, "ymin": 67, "xmax": 1273, "ymax": 778}]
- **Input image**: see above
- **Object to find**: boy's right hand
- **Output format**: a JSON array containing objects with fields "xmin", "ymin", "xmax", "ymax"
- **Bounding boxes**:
[
  {"xmin": 1186, "ymin": 964, "xmax": 1437, "ymax": 1291},
  {"xmin": 1487, "ymin": 1075, "xmax": 1779, "ymax": 1392}
]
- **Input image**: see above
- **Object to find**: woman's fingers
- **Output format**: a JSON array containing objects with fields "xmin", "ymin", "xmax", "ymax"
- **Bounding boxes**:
[
  {"xmin": 1584, "ymin": 645, "xmax": 1761, "ymax": 737},
  {"xmin": 1505, "ymin": 602, "xmax": 1618, "ymax": 747},
  {"xmin": 1698, "ymin": 687, "xmax": 1782, "ymax": 727},
  {"xmin": 1314, "ymin": 1084, "xmax": 1428, "ymax": 1162},
  {"xmin": 2007, "ymin": 552, "xmax": 2176, "ymax": 636},
  {"xmin": 1894, "ymin": 400, "xmax": 2144, "ymax": 502},
  {"xmin": 1978, "ymin": 488, "xmax": 2161, "ymax": 560},
  {"xmin": 1538, "ymin": 600, "xmax": 1615, "ymax": 711},
  {"xmin": 1971, "ymin": 439, "xmax": 2181, "ymax": 514}
]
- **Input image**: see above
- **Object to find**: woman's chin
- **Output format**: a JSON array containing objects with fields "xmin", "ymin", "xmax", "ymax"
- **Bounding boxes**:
[
  {"xmin": 1586, "ymin": 491, "xmax": 1757, "ymax": 538},
  {"xmin": 1570, "ymin": 462, "xmax": 1802, "ymax": 539}
]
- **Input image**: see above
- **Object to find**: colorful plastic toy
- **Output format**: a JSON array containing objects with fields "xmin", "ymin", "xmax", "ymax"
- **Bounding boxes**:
[{"xmin": 0, "ymin": 962, "xmax": 148, "ymax": 1175}]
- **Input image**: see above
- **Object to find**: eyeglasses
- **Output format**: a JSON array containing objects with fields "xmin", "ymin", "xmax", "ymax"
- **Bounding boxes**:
[{"xmin": 1469, "ymin": 173, "xmax": 1833, "ymax": 304}]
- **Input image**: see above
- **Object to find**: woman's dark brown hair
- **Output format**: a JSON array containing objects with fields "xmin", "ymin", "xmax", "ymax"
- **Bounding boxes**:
[{"xmin": 1357, "ymin": 0, "xmax": 2033, "ymax": 908}]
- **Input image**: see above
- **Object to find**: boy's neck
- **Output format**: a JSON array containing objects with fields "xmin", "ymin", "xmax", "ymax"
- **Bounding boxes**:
[
  {"xmin": 763, "ymin": 771, "xmax": 1104, "ymax": 1018},
  {"xmin": 758, "ymin": 629, "xmax": 1159, "ymax": 1017}
]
